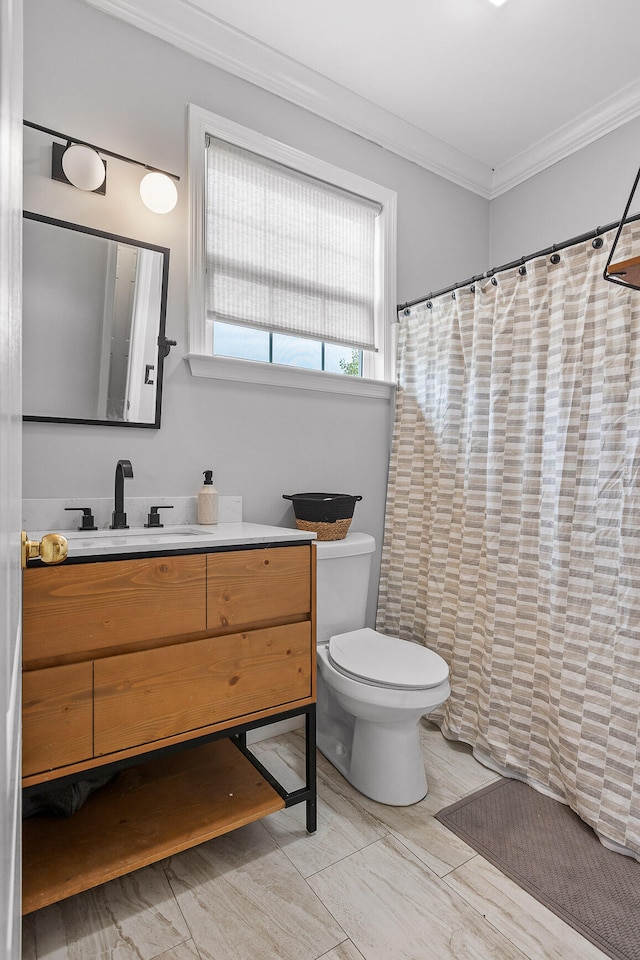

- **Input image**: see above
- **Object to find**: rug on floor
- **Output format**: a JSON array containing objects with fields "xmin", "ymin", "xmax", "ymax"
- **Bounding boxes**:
[{"xmin": 436, "ymin": 778, "xmax": 640, "ymax": 960}]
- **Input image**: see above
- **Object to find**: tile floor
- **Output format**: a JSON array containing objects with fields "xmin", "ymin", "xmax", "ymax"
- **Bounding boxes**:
[{"xmin": 22, "ymin": 721, "xmax": 610, "ymax": 960}]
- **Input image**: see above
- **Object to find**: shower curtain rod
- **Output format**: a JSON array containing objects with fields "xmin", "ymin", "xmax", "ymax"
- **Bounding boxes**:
[{"xmin": 397, "ymin": 210, "xmax": 640, "ymax": 313}]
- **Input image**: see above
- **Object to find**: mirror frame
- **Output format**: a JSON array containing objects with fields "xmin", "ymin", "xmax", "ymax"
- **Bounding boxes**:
[{"xmin": 22, "ymin": 211, "xmax": 171, "ymax": 429}]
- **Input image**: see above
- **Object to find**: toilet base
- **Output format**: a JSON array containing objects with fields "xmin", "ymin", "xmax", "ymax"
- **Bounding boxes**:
[
  {"xmin": 316, "ymin": 671, "xmax": 429, "ymax": 806},
  {"xmin": 349, "ymin": 717, "xmax": 428, "ymax": 805}
]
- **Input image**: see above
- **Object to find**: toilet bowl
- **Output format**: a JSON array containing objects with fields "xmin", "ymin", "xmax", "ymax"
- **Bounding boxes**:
[{"xmin": 315, "ymin": 534, "xmax": 450, "ymax": 806}]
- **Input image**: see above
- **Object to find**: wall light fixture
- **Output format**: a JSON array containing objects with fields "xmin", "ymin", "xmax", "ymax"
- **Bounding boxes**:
[
  {"xmin": 60, "ymin": 142, "xmax": 106, "ymax": 192},
  {"xmin": 24, "ymin": 120, "xmax": 180, "ymax": 214}
]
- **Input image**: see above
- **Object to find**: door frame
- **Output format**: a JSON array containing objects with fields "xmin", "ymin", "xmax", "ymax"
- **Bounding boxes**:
[{"xmin": 0, "ymin": 0, "xmax": 24, "ymax": 955}]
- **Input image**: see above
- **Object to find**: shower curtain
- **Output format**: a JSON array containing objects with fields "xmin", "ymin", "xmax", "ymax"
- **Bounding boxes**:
[{"xmin": 377, "ymin": 225, "xmax": 640, "ymax": 859}]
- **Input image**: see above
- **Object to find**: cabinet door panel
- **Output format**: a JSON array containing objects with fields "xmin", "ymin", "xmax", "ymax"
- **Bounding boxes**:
[
  {"xmin": 93, "ymin": 622, "xmax": 312, "ymax": 755},
  {"xmin": 22, "ymin": 662, "xmax": 93, "ymax": 777},
  {"xmin": 23, "ymin": 556, "xmax": 207, "ymax": 662},
  {"xmin": 207, "ymin": 546, "xmax": 311, "ymax": 630}
]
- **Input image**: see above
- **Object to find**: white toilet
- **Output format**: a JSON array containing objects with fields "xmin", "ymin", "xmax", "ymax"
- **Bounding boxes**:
[{"xmin": 315, "ymin": 532, "xmax": 450, "ymax": 805}]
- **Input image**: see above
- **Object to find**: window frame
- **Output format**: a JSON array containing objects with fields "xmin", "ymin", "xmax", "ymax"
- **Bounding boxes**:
[{"xmin": 186, "ymin": 104, "xmax": 397, "ymax": 397}]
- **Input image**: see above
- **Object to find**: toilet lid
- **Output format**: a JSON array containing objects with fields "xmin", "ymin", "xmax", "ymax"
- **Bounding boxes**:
[{"xmin": 328, "ymin": 628, "xmax": 449, "ymax": 690}]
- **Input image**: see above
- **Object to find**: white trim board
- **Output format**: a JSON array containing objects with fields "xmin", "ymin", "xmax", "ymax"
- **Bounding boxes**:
[
  {"xmin": 186, "ymin": 353, "xmax": 396, "ymax": 400},
  {"xmin": 83, "ymin": 0, "xmax": 640, "ymax": 200}
]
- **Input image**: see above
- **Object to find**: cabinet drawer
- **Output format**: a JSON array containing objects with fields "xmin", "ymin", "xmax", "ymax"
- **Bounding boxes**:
[
  {"xmin": 93, "ymin": 621, "xmax": 312, "ymax": 755},
  {"xmin": 23, "ymin": 555, "xmax": 207, "ymax": 662},
  {"xmin": 207, "ymin": 546, "xmax": 311, "ymax": 630},
  {"xmin": 23, "ymin": 662, "xmax": 93, "ymax": 777}
]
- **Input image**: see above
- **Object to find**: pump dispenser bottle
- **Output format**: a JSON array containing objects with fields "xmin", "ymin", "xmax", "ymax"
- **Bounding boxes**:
[{"xmin": 197, "ymin": 470, "xmax": 218, "ymax": 524}]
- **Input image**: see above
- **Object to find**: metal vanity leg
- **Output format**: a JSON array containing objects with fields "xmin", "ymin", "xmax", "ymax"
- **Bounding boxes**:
[{"xmin": 305, "ymin": 704, "xmax": 317, "ymax": 833}]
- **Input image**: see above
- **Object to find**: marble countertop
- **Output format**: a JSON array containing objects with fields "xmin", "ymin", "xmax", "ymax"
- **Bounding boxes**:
[{"xmin": 30, "ymin": 521, "xmax": 315, "ymax": 560}]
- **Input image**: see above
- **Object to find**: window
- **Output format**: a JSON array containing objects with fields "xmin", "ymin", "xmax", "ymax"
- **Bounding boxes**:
[{"xmin": 187, "ymin": 106, "xmax": 397, "ymax": 396}]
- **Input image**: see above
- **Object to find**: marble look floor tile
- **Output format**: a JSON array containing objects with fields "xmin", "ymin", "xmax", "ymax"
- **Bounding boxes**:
[
  {"xmin": 316, "ymin": 941, "xmax": 366, "ymax": 960},
  {"xmin": 387, "ymin": 812, "xmax": 479, "ymax": 878},
  {"xmin": 29, "ymin": 862, "xmax": 189, "ymax": 960},
  {"xmin": 255, "ymin": 735, "xmax": 388, "ymax": 878},
  {"xmin": 308, "ymin": 835, "xmax": 529, "ymax": 960},
  {"xmin": 254, "ymin": 724, "xmax": 498, "ymax": 878},
  {"xmin": 419, "ymin": 721, "xmax": 501, "ymax": 800},
  {"xmin": 297, "ymin": 742, "xmax": 478, "ymax": 877},
  {"xmin": 165, "ymin": 821, "xmax": 345, "ymax": 960},
  {"xmin": 155, "ymin": 941, "xmax": 202, "ymax": 960},
  {"xmin": 250, "ymin": 736, "xmax": 306, "ymax": 794},
  {"xmin": 442, "ymin": 855, "xmax": 611, "ymax": 960}
]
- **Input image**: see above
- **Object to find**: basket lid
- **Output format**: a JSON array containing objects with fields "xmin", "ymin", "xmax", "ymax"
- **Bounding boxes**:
[{"xmin": 283, "ymin": 493, "xmax": 362, "ymax": 503}]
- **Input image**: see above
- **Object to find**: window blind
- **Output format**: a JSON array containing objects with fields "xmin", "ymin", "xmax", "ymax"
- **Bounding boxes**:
[{"xmin": 205, "ymin": 136, "xmax": 380, "ymax": 351}]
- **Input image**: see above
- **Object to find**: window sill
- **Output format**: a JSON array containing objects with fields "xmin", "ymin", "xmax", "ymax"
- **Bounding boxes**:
[{"xmin": 185, "ymin": 354, "xmax": 396, "ymax": 399}]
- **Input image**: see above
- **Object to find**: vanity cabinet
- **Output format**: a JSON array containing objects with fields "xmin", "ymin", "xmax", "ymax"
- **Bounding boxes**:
[{"xmin": 22, "ymin": 541, "xmax": 316, "ymax": 914}]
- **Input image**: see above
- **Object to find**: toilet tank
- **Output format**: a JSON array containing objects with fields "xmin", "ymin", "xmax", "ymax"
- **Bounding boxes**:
[{"xmin": 315, "ymin": 532, "xmax": 375, "ymax": 643}]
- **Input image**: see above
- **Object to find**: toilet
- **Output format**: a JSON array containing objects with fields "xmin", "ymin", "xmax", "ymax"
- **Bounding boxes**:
[{"xmin": 315, "ymin": 532, "xmax": 450, "ymax": 805}]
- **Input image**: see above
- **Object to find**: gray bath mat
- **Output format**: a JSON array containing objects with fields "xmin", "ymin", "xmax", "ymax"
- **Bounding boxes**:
[{"xmin": 436, "ymin": 778, "xmax": 640, "ymax": 960}]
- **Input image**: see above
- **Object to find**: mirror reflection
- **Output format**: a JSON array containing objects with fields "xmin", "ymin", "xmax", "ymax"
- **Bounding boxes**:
[{"xmin": 22, "ymin": 212, "xmax": 170, "ymax": 427}]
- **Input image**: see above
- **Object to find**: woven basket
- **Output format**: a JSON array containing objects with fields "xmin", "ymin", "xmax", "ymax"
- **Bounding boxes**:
[{"xmin": 294, "ymin": 517, "xmax": 353, "ymax": 540}]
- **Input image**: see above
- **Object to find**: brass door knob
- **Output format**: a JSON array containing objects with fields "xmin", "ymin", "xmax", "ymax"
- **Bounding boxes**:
[{"xmin": 21, "ymin": 531, "xmax": 68, "ymax": 569}]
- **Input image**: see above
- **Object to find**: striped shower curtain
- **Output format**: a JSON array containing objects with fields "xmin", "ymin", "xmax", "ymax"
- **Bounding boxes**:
[{"xmin": 377, "ymin": 224, "xmax": 640, "ymax": 859}]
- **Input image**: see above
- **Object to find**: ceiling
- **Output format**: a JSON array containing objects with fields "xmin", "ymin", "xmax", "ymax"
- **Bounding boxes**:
[{"xmin": 85, "ymin": 0, "xmax": 640, "ymax": 199}]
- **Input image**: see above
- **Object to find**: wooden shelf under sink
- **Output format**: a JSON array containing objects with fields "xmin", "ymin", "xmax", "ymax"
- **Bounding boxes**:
[
  {"xmin": 22, "ymin": 738, "xmax": 285, "ymax": 915},
  {"xmin": 606, "ymin": 254, "xmax": 640, "ymax": 286}
]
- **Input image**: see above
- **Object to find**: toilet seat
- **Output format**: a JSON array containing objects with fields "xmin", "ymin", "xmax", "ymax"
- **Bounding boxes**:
[{"xmin": 328, "ymin": 628, "xmax": 449, "ymax": 691}]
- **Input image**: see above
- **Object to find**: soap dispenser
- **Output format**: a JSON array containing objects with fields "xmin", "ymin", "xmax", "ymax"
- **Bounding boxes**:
[{"xmin": 197, "ymin": 470, "xmax": 218, "ymax": 524}]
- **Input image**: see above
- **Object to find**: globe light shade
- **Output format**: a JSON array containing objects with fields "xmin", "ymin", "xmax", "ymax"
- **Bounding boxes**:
[
  {"xmin": 139, "ymin": 171, "xmax": 178, "ymax": 214},
  {"xmin": 61, "ymin": 144, "xmax": 106, "ymax": 192}
]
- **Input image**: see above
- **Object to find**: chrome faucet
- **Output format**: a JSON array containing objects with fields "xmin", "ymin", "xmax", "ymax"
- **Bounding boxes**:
[{"xmin": 110, "ymin": 459, "xmax": 134, "ymax": 529}]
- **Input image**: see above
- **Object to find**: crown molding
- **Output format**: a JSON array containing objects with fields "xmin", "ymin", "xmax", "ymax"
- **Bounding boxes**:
[
  {"xmin": 83, "ymin": 0, "xmax": 640, "ymax": 202},
  {"xmin": 82, "ymin": 0, "xmax": 492, "ymax": 198},
  {"xmin": 490, "ymin": 78, "xmax": 640, "ymax": 199}
]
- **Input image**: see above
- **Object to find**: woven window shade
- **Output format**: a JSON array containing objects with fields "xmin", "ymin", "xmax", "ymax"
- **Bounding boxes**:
[{"xmin": 205, "ymin": 136, "xmax": 380, "ymax": 351}]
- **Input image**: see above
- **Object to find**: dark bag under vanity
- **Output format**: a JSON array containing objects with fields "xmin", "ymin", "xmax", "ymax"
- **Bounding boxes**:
[{"xmin": 23, "ymin": 771, "xmax": 116, "ymax": 819}]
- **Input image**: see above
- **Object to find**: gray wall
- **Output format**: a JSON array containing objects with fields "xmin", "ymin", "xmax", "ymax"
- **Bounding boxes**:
[
  {"xmin": 490, "ymin": 119, "xmax": 640, "ymax": 265},
  {"xmin": 22, "ymin": 0, "xmax": 489, "ymax": 623}
]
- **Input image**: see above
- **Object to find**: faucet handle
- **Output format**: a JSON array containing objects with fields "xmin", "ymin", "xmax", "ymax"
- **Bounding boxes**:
[
  {"xmin": 64, "ymin": 507, "xmax": 98, "ymax": 531},
  {"xmin": 144, "ymin": 505, "xmax": 173, "ymax": 528}
]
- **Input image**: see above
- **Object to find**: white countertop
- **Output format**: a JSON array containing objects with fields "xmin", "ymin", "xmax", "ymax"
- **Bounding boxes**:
[{"xmin": 30, "ymin": 522, "xmax": 315, "ymax": 560}]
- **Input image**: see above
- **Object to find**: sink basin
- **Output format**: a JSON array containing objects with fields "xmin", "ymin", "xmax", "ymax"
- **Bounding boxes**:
[
  {"xmin": 65, "ymin": 525, "xmax": 211, "ymax": 543},
  {"xmin": 61, "ymin": 525, "xmax": 214, "ymax": 552}
]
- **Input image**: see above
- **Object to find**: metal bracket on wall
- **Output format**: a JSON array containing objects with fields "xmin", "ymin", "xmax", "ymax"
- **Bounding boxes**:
[{"xmin": 158, "ymin": 336, "xmax": 177, "ymax": 358}]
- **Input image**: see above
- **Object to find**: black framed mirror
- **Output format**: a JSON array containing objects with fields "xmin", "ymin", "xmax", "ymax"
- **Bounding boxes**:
[{"xmin": 22, "ymin": 212, "xmax": 172, "ymax": 428}]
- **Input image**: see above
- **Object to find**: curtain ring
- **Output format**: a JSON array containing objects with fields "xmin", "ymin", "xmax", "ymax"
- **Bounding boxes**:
[
  {"xmin": 550, "ymin": 253, "xmax": 561, "ymax": 264},
  {"xmin": 592, "ymin": 237, "xmax": 603, "ymax": 249},
  {"xmin": 403, "ymin": 307, "xmax": 411, "ymax": 316},
  {"xmin": 518, "ymin": 265, "xmax": 527, "ymax": 276},
  {"xmin": 491, "ymin": 277, "xmax": 498, "ymax": 286},
  {"xmin": 426, "ymin": 301, "xmax": 432, "ymax": 309},
  {"xmin": 470, "ymin": 284, "xmax": 475, "ymax": 293},
  {"xmin": 452, "ymin": 291, "xmax": 456, "ymax": 299}
]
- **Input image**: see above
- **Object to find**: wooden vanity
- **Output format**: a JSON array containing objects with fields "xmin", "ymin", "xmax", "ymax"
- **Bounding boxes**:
[{"xmin": 21, "ymin": 537, "xmax": 317, "ymax": 914}]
